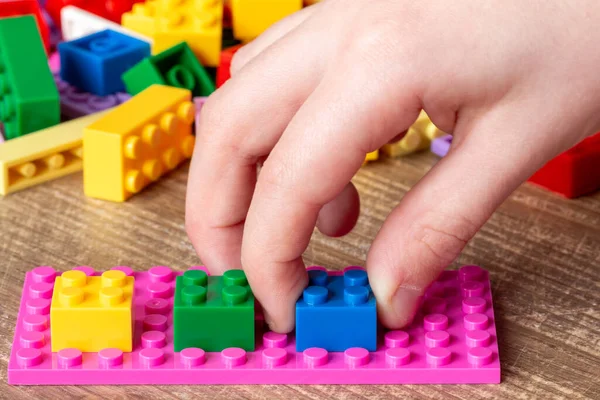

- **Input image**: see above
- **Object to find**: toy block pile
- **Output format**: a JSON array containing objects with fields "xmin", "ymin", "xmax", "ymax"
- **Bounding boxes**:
[
  {"xmin": 9, "ymin": 264, "xmax": 501, "ymax": 385},
  {"xmin": 0, "ymin": 0, "xmax": 318, "ymax": 199}
]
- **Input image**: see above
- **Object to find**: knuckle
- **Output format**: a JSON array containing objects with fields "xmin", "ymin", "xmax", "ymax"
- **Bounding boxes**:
[
  {"xmin": 409, "ymin": 212, "xmax": 477, "ymax": 268},
  {"xmin": 230, "ymin": 49, "xmax": 250, "ymax": 76}
]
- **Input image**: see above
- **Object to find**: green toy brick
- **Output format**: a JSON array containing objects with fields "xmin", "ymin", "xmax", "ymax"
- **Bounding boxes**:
[
  {"xmin": 0, "ymin": 16, "xmax": 60, "ymax": 140},
  {"xmin": 122, "ymin": 42, "xmax": 215, "ymax": 98},
  {"xmin": 174, "ymin": 269, "xmax": 255, "ymax": 352}
]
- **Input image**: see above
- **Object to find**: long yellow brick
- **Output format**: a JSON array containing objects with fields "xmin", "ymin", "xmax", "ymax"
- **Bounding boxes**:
[{"xmin": 0, "ymin": 111, "xmax": 110, "ymax": 195}]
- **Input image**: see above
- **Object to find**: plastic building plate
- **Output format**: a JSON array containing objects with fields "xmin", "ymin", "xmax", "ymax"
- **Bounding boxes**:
[{"xmin": 8, "ymin": 265, "xmax": 500, "ymax": 385}]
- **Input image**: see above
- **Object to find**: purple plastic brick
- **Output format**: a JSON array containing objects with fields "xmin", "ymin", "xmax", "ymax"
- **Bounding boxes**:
[
  {"xmin": 431, "ymin": 134, "xmax": 453, "ymax": 157},
  {"xmin": 53, "ymin": 73, "xmax": 130, "ymax": 119},
  {"xmin": 8, "ymin": 265, "xmax": 500, "ymax": 385},
  {"xmin": 48, "ymin": 52, "xmax": 60, "ymax": 73},
  {"xmin": 194, "ymin": 97, "xmax": 207, "ymax": 125}
]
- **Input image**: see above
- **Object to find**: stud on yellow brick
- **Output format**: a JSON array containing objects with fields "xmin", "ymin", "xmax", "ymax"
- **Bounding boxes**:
[
  {"xmin": 84, "ymin": 85, "xmax": 196, "ymax": 202},
  {"xmin": 0, "ymin": 112, "xmax": 110, "ymax": 196},
  {"xmin": 231, "ymin": 0, "xmax": 302, "ymax": 41},
  {"xmin": 122, "ymin": 0, "xmax": 223, "ymax": 67},
  {"xmin": 50, "ymin": 270, "xmax": 134, "ymax": 352},
  {"xmin": 381, "ymin": 111, "xmax": 445, "ymax": 157}
]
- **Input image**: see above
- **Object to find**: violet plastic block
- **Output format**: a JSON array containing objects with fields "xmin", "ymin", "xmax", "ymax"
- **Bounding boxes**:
[
  {"xmin": 8, "ymin": 265, "xmax": 500, "ymax": 385},
  {"xmin": 431, "ymin": 134, "xmax": 453, "ymax": 157},
  {"xmin": 54, "ymin": 73, "xmax": 130, "ymax": 119},
  {"xmin": 49, "ymin": 52, "xmax": 60, "ymax": 74}
]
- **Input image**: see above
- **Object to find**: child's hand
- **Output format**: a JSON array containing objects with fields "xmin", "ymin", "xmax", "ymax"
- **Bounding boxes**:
[{"xmin": 186, "ymin": 0, "xmax": 600, "ymax": 333}]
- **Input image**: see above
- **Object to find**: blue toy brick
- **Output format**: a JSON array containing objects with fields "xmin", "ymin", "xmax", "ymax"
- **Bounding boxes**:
[
  {"xmin": 58, "ymin": 29, "xmax": 150, "ymax": 96},
  {"xmin": 296, "ymin": 268, "xmax": 377, "ymax": 351}
]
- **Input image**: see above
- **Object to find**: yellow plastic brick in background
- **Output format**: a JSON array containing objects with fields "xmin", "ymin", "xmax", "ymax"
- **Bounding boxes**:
[
  {"xmin": 381, "ymin": 111, "xmax": 446, "ymax": 158},
  {"xmin": 84, "ymin": 84, "xmax": 195, "ymax": 202},
  {"xmin": 0, "ymin": 111, "xmax": 110, "ymax": 195},
  {"xmin": 50, "ymin": 270, "xmax": 134, "ymax": 352},
  {"xmin": 363, "ymin": 150, "xmax": 379, "ymax": 165},
  {"xmin": 231, "ymin": 0, "xmax": 302, "ymax": 41},
  {"xmin": 122, "ymin": 0, "xmax": 223, "ymax": 66}
]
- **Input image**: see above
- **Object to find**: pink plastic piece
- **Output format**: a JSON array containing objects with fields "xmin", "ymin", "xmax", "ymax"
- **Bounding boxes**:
[
  {"xmin": 71, "ymin": 266, "xmax": 94, "ymax": 276},
  {"xmin": 8, "ymin": 265, "xmax": 500, "ymax": 385},
  {"xmin": 48, "ymin": 52, "xmax": 61, "ymax": 73}
]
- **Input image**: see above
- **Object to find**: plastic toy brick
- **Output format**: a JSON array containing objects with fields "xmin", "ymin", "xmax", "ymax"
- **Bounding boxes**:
[
  {"xmin": 431, "ymin": 134, "xmax": 453, "ymax": 158},
  {"xmin": 382, "ymin": 111, "xmax": 445, "ymax": 157},
  {"xmin": 195, "ymin": 96, "xmax": 207, "ymax": 126},
  {"xmin": 122, "ymin": 0, "xmax": 223, "ymax": 67},
  {"xmin": 58, "ymin": 29, "xmax": 151, "ymax": 96},
  {"xmin": 54, "ymin": 73, "xmax": 131, "ymax": 119},
  {"xmin": 174, "ymin": 270, "xmax": 255, "ymax": 352},
  {"xmin": 83, "ymin": 84, "xmax": 196, "ymax": 202},
  {"xmin": 231, "ymin": 0, "xmax": 302, "ymax": 41},
  {"xmin": 363, "ymin": 150, "xmax": 379, "ymax": 165},
  {"xmin": 8, "ymin": 265, "xmax": 500, "ymax": 385},
  {"xmin": 51, "ymin": 270, "xmax": 134, "ymax": 352},
  {"xmin": 60, "ymin": 5, "xmax": 152, "ymax": 43},
  {"xmin": 296, "ymin": 269, "xmax": 376, "ymax": 351},
  {"xmin": 216, "ymin": 44, "xmax": 243, "ymax": 88},
  {"xmin": 528, "ymin": 132, "xmax": 600, "ymax": 198},
  {"xmin": 49, "ymin": 52, "xmax": 60, "ymax": 73},
  {"xmin": 45, "ymin": 0, "xmax": 143, "ymax": 28},
  {"xmin": 0, "ymin": 112, "xmax": 109, "ymax": 195},
  {"xmin": 122, "ymin": 42, "xmax": 215, "ymax": 98},
  {"xmin": 0, "ymin": 0, "xmax": 50, "ymax": 52},
  {"xmin": 0, "ymin": 16, "xmax": 60, "ymax": 140}
]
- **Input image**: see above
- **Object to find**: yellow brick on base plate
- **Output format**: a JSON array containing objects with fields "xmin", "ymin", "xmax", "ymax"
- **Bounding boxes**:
[
  {"xmin": 0, "ymin": 111, "xmax": 110, "ymax": 195},
  {"xmin": 50, "ymin": 270, "xmax": 134, "ymax": 352},
  {"xmin": 84, "ymin": 84, "xmax": 195, "ymax": 202},
  {"xmin": 231, "ymin": 0, "xmax": 302, "ymax": 41}
]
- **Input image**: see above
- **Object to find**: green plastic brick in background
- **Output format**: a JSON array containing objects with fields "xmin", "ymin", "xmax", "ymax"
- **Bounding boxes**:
[
  {"xmin": 122, "ymin": 42, "xmax": 215, "ymax": 98},
  {"xmin": 0, "ymin": 16, "xmax": 60, "ymax": 140},
  {"xmin": 174, "ymin": 269, "xmax": 255, "ymax": 352}
]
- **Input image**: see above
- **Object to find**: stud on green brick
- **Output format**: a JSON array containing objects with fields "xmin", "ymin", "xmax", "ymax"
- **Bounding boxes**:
[
  {"xmin": 174, "ymin": 269, "xmax": 255, "ymax": 352},
  {"xmin": 122, "ymin": 42, "xmax": 215, "ymax": 98}
]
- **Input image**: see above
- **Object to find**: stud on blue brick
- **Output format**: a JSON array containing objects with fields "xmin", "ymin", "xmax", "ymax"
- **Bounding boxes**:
[
  {"xmin": 295, "ymin": 268, "xmax": 377, "ymax": 351},
  {"xmin": 58, "ymin": 29, "xmax": 150, "ymax": 96}
]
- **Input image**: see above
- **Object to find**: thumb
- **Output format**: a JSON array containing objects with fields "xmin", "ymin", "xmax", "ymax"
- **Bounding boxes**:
[{"xmin": 367, "ymin": 105, "xmax": 588, "ymax": 328}]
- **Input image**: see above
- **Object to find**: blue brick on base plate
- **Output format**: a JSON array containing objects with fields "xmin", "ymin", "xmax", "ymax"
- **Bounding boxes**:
[{"xmin": 296, "ymin": 267, "xmax": 376, "ymax": 351}]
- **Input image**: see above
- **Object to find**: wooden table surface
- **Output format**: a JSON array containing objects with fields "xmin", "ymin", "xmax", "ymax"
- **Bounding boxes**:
[{"xmin": 1, "ymin": 152, "xmax": 599, "ymax": 400}]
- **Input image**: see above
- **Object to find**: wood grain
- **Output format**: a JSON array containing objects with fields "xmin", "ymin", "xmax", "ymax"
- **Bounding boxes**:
[{"xmin": 1, "ymin": 152, "xmax": 598, "ymax": 400}]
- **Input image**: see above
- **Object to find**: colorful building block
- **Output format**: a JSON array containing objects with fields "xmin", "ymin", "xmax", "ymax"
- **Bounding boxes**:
[
  {"xmin": 54, "ymin": 73, "xmax": 131, "ymax": 119},
  {"xmin": 0, "ymin": 0, "xmax": 50, "ymax": 52},
  {"xmin": 363, "ymin": 150, "xmax": 379, "ymax": 165},
  {"xmin": 83, "ymin": 84, "xmax": 195, "ymax": 202},
  {"xmin": 528, "ymin": 132, "xmax": 600, "ymax": 198},
  {"xmin": 216, "ymin": 44, "xmax": 243, "ymax": 88},
  {"xmin": 0, "ymin": 16, "xmax": 60, "ymax": 140},
  {"xmin": 45, "ymin": 0, "xmax": 143, "ymax": 27},
  {"xmin": 58, "ymin": 29, "xmax": 151, "ymax": 96},
  {"xmin": 50, "ymin": 269, "xmax": 134, "ymax": 352},
  {"xmin": 296, "ymin": 269, "xmax": 376, "ymax": 351},
  {"xmin": 382, "ymin": 111, "xmax": 446, "ymax": 157},
  {"xmin": 122, "ymin": 0, "xmax": 223, "ymax": 67},
  {"xmin": 8, "ymin": 265, "xmax": 500, "ymax": 385},
  {"xmin": 174, "ymin": 269, "xmax": 255, "ymax": 352},
  {"xmin": 431, "ymin": 134, "xmax": 453, "ymax": 157},
  {"xmin": 231, "ymin": 0, "xmax": 302, "ymax": 41},
  {"xmin": 60, "ymin": 5, "xmax": 152, "ymax": 43},
  {"xmin": 123, "ymin": 42, "xmax": 215, "ymax": 97},
  {"xmin": 0, "ymin": 111, "xmax": 109, "ymax": 195}
]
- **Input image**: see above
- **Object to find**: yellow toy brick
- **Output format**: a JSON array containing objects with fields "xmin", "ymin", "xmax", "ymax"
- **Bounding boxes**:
[
  {"xmin": 363, "ymin": 150, "xmax": 379, "ymax": 165},
  {"xmin": 0, "ymin": 111, "xmax": 109, "ymax": 196},
  {"xmin": 51, "ymin": 270, "xmax": 134, "ymax": 352},
  {"xmin": 122, "ymin": 0, "xmax": 223, "ymax": 67},
  {"xmin": 231, "ymin": 0, "xmax": 302, "ymax": 41},
  {"xmin": 84, "ymin": 85, "xmax": 195, "ymax": 202},
  {"xmin": 381, "ymin": 111, "xmax": 446, "ymax": 157}
]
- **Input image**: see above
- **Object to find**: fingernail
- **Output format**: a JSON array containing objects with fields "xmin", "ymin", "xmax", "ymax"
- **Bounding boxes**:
[{"xmin": 391, "ymin": 287, "xmax": 424, "ymax": 328}]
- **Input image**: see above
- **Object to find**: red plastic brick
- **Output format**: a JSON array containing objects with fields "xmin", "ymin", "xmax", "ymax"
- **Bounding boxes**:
[
  {"xmin": 44, "ymin": 0, "xmax": 143, "ymax": 27},
  {"xmin": 528, "ymin": 132, "xmax": 600, "ymax": 198},
  {"xmin": 216, "ymin": 44, "xmax": 243, "ymax": 88},
  {"xmin": 8, "ymin": 265, "xmax": 500, "ymax": 385},
  {"xmin": 0, "ymin": 0, "xmax": 50, "ymax": 52}
]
